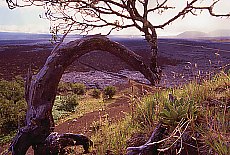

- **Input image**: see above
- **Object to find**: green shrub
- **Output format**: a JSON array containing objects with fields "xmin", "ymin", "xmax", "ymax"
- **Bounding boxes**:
[
  {"xmin": 0, "ymin": 79, "xmax": 24, "ymax": 104},
  {"xmin": 91, "ymin": 89, "xmax": 101, "ymax": 98},
  {"xmin": 57, "ymin": 82, "xmax": 72, "ymax": 94},
  {"xmin": 159, "ymin": 97, "xmax": 197, "ymax": 127},
  {"xmin": 57, "ymin": 95, "xmax": 79, "ymax": 112},
  {"xmin": 103, "ymin": 86, "xmax": 116, "ymax": 99},
  {"xmin": 0, "ymin": 78, "xmax": 26, "ymax": 135},
  {"xmin": 71, "ymin": 83, "xmax": 86, "ymax": 95}
]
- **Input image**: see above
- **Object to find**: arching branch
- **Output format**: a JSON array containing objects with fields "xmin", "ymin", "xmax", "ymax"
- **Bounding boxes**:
[
  {"xmin": 9, "ymin": 35, "xmax": 158, "ymax": 155},
  {"xmin": 7, "ymin": 0, "xmax": 230, "ymax": 81}
]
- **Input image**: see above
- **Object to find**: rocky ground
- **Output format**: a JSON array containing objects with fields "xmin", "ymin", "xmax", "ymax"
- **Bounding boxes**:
[
  {"xmin": 1, "ymin": 38, "xmax": 230, "ymax": 154},
  {"xmin": 0, "ymin": 41, "xmax": 181, "ymax": 87},
  {"xmin": 1, "ymin": 38, "xmax": 229, "ymax": 88}
]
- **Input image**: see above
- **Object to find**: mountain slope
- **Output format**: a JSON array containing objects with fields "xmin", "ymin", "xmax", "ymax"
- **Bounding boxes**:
[
  {"xmin": 176, "ymin": 31, "xmax": 208, "ymax": 38},
  {"xmin": 208, "ymin": 29, "xmax": 230, "ymax": 37}
]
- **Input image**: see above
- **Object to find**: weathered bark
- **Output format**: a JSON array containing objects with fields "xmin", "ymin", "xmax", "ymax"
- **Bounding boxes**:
[
  {"xmin": 9, "ymin": 35, "xmax": 159, "ymax": 154},
  {"xmin": 126, "ymin": 123, "xmax": 166, "ymax": 155},
  {"xmin": 34, "ymin": 132, "xmax": 93, "ymax": 154},
  {"xmin": 143, "ymin": 27, "xmax": 159, "ymax": 75}
]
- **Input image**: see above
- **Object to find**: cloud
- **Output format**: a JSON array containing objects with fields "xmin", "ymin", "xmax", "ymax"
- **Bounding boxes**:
[
  {"xmin": 1, "ymin": 0, "xmax": 230, "ymax": 35},
  {"xmin": 0, "ymin": 3, "xmax": 49, "ymax": 33},
  {"xmin": 0, "ymin": 1, "xmax": 7, "ymax": 7},
  {"xmin": 0, "ymin": 23, "xmax": 49, "ymax": 33}
]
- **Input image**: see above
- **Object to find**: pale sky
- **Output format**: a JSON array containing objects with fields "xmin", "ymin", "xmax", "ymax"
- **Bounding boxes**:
[{"xmin": 0, "ymin": 0, "xmax": 230, "ymax": 36}]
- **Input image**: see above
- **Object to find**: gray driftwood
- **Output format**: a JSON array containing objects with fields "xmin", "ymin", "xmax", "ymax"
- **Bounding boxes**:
[
  {"xmin": 9, "ymin": 35, "xmax": 159, "ymax": 154},
  {"xmin": 126, "ymin": 123, "xmax": 165, "ymax": 155}
]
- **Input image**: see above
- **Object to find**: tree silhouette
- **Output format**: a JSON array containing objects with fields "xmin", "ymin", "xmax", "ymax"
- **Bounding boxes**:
[
  {"xmin": 7, "ymin": 35, "xmax": 160, "ymax": 154},
  {"xmin": 6, "ymin": 0, "xmax": 230, "ymax": 78},
  {"xmin": 6, "ymin": 0, "xmax": 230, "ymax": 154}
]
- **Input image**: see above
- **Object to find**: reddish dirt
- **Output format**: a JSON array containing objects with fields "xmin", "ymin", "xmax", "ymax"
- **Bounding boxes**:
[
  {"xmin": 54, "ymin": 81, "xmax": 156, "ymax": 136},
  {"xmin": 0, "ymin": 81, "xmax": 156, "ymax": 154},
  {"xmin": 0, "ymin": 39, "xmax": 165, "ymax": 154},
  {"xmin": 55, "ymin": 96, "xmax": 131, "ymax": 136}
]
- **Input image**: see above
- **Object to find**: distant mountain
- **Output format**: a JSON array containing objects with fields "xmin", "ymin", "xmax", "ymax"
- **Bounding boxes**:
[
  {"xmin": 208, "ymin": 29, "xmax": 230, "ymax": 37},
  {"xmin": 176, "ymin": 31, "xmax": 208, "ymax": 38},
  {"xmin": 176, "ymin": 30, "xmax": 230, "ymax": 39}
]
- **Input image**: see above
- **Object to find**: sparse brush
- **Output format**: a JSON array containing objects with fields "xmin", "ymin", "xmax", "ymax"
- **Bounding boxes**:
[
  {"xmin": 91, "ymin": 88, "xmax": 101, "ymax": 98},
  {"xmin": 205, "ymin": 134, "xmax": 230, "ymax": 155},
  {"xmin": 90, "ymin": 70, "xmax": 229, "ymax": 154},
  {"xmin": 0, "ymin": 77, "xmax": 26, "ymax": 144},
  {"xmin": 159, "ymin": 97, "xmax": 197, "ymax": 127},
  {"xmin": 57, "ymin": 82, "xmax": 72, "ymax": 94},
  {"xmin": 71, "ymin": 83, "xmax": 86, "ymax": 95},
  {"xmin": 91, "ymin": 116, "xmax": 138, "ymax": 155},
  {"xmin": 133, "ymin": 95, "xmax": 156, "ymax": 128},
  {"xmin": 57, "ymin": 95, "xmax": 79, "ymax": 112},
  {"xmin": 103, "ymin": 86, "xmax": 116, "ymax": 99},
  {"xmin": 197, "ymin": 125, "xmax": 230, "ymax": 155},
  {"xmin": 0, "ymin": 78, "xmax": 26, "ymax": 131}
]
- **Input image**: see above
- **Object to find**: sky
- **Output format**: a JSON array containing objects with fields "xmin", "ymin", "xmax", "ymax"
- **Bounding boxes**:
[{"xmin": 0, "ymin": 0, "xmax": 230, "ymax": 36}]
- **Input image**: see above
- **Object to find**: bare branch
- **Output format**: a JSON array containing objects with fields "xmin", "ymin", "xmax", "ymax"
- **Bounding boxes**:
[
  {"xmin": 192, "ymin": 1, "xmax": 230, "ymax": 17},
  {"xmin": 148, "ymin": 0, "xmax": 174, "ymax": 13},
  {"xmin": 155, "ymin": 0, "xmax": 230, "ymax": 28},
  {"xmin": 154, "ymin": 0, "xmax": 199, "ymax": 28}
]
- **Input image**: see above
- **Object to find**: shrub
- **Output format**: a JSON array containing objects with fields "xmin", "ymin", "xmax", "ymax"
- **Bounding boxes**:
[
  {"xmin": 0, "ymin": 78, "xmax": 26, "ymax": 135},
  {"xmin": 57, "ymin": 95, "xmax": 79, "ymax": 112},
  {"xmin": 0, "ymin": 99, "xmax": 26, "ymax": 134},
  {"xmin": 57, "ymin": 82, "xmax": 72, "ymax": 94},
  {"xmin": 103, "ymin": 86, "xmax": 116, "ymax": 99},
  {"xmin": 0, "ymin": 79, "xmax": 24, "ymax": 104},
  {"xmin": 134, "ymin": 96, "xmax": 156, "ymax": 127},
  {"xmin": 159, "ymin": 97, "xmax": 197, "ymax": 127},
  {"xmin": 91, "ymin": 89, "xmax": 101, "ymax": 98},
  {"xmin": 71, "ymin": 83, "xmax": 86, "ymax": 95}
]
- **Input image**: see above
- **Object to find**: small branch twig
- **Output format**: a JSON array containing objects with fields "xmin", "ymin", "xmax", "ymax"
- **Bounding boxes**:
[{"xmin": 51, "ymin": 22, "xmax": 75, "ymax": 54}]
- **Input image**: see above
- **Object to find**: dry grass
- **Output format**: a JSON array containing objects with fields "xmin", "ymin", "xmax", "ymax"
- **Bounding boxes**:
[{"xmin": 90, "ymin": 70, "xmax": 230, "ymax": 154}]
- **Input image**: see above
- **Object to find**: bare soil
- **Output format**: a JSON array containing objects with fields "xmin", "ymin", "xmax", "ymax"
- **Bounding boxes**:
[
  {"xmin": 1, "ymin": 38, "xmax": 229, "ymax": 154},
  {"xmin": 0, "ymin": 81, "xmax": 156, "ymax": 154}
]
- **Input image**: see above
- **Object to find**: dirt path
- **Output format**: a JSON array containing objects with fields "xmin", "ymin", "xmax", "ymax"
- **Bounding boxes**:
[
  {"xmin": 55, "ymin": 81, "xmax": 155, "ymax": 136},
  {"xmin": 55, "ymin": 96, "xmax": 131, "ymax": 136},
  {"xmin": 0, "ymin": 81, "xmax": 155, "ymax": 154}
]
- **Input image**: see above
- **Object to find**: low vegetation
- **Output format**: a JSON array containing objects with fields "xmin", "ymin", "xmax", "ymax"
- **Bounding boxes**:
[
  {"xmin": 103, "ymin": 86, "xmax": 116, "ymax": 99},
  {"xmin": 91, "ymin": 88, "xmax": 101, "ymax": 99},
  {"xmin": 0, "ymin": 77, "xmax": 26, "ymax": 144},
  {"xmin": 72, "ymin": 83, "xmax": 86, "ymax": 95},
  {"xmin": 57, "ymin": 82, "xmax": 86, "ymax": 95},
  {"xmin": 56, "ymin": 95, "xmax": 79, "ymax": 112},
  {"xmin": 91, "ymin": 70, "xmax": 230, "ymax": 155},
  {"xmin": 0, "ymin": 81, "xmax": 87, "ymax": 145},
  {"xmin": 1, "ymin": 71, "xmax": 229, "ymax": 155}
]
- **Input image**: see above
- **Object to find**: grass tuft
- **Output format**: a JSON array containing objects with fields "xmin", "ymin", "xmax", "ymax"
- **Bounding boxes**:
[{"xmin": 91, "ymin": 70, "xmax": 230, "ymax": 154}]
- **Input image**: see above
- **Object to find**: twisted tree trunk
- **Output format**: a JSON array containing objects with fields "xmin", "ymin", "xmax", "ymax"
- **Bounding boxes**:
[
  {"xmin": 143, "ymin": 27, "xmax": 160, "ymax": 76},
  {"xmin": 9, "ymin": 35, "xmax": 159, "ymax": 154}
]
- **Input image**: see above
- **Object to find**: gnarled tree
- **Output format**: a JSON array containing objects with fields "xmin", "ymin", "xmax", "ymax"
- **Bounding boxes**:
[
  {"xmin": 6, "ymin": 0, "xmax": 230, "ymax": 81},
  {"xmin": 6, "ymin": 0, "xmax": 230, "ymax": 154},
  {"xmin": 9, "ymin": 35, "xmax": 158, "ymax": 154}
]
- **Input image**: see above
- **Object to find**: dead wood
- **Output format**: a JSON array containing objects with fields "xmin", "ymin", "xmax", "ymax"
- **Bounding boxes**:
[
  {"xmin": 9, "ymin": 35, "xmax": 158, "ymax": 154},
  {"xmin": 126, "ymin": 123, "xmax": 166, "ymax": 155}
]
